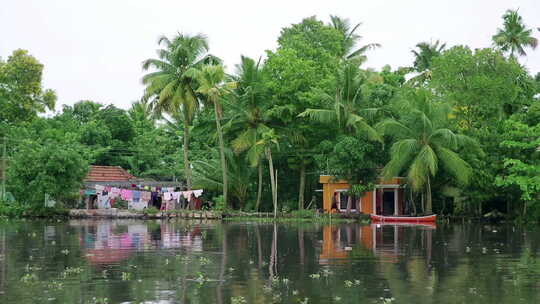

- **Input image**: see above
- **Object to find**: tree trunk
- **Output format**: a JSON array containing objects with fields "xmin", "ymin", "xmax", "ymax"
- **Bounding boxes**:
[
  {"xmin": 269, "ymin": 223, "xmax": 278, "ymax": 279},
  {"xmin": 298, "ymin": 162, "xmax": 306, "ymax": 210},
  {"xmin": 266, "ymin": 147, "xmax": 277, "ymax": 218},
  {"xmin": 346, "ymin": 195, "xmax": 352, "ymax": 214},
  {"xmin": 216, "ymin": 224, "xmax": 227, "ymax": 304},
  {"xmin": 214, "ymin": 102, "xmax": 228, "ymax": 207},
  {"xmin": 426, "ymin": 175, "xmax": 433, "ymax": 214},
  {"xmin": 410, "ymin": 190, "xmax": 417, "ymax": 215},
  {"xmin": 183, "ymin": 119, "xmax": 193, "ymax": 190},
  {"xmin": 256, "ymin": 161, "xmax": 263, "ymax": 212}
]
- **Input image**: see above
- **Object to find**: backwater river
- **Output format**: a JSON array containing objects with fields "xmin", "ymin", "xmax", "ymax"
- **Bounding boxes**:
[{"xmin": 0, "ymin": 219, "xmax": 538, "ymax": 303}]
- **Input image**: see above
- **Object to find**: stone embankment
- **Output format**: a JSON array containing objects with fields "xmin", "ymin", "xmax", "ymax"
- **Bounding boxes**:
[{"xmin": 69, "ymin": 209, "xmax": 222, "ymax": 219}]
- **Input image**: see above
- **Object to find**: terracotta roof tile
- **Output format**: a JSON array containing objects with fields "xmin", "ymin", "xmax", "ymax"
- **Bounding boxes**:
[{"xmin": 84, "ymin": 165, "xmax": 136, "ymax": 182}]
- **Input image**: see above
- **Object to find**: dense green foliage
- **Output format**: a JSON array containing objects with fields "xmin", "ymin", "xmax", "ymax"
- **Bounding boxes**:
[{"xmin": 1, "ymin": 12, "xmax": 540, "ymax": 220}]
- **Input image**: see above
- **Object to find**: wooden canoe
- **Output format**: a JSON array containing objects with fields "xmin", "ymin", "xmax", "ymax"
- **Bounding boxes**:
[{"xmin": 371, "ymin": 214, "xmax": 437, "ymax": 223}]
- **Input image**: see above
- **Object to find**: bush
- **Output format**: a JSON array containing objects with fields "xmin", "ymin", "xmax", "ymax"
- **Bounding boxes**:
[{"xmin": 213, "ymin": 195, "xmax": 226, "ymax": 211}]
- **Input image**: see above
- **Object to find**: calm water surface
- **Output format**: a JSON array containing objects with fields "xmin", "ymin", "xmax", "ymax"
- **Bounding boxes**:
[{"xmin": 0, "ymin": 219, "xmax": 538, "ymax": 304}]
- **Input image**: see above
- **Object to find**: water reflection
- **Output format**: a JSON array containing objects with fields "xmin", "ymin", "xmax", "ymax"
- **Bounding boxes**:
[
  {"xmin": 73, "ymin": 220, "xmax": 206, "ymax": 266},
  {"xmin": 0, "ymin": 219, "xmax": 538, "ymax": 304},
  {"xmin": 320, "ymin": 223, "xmax": 436, "ymax": 264}
]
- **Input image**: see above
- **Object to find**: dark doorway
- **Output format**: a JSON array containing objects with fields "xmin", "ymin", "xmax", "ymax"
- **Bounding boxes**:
[{"xmin": 382, "ymin": 191, "xmax": 395, "ymax": 215}]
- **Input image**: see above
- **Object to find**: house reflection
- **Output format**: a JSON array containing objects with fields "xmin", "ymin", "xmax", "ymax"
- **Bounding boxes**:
[
  {"xmin": 319, "ymin": 223, "xmax": 435, "ymax": 264},
  {"xmin": 70, "ymin": 220, "xmax": 207, "ymax": 266}
]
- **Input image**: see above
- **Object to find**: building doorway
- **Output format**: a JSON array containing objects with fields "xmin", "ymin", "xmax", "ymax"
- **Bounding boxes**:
[{"xmin": 382, "ymin": 191, "xmax": 395, "ymax": 215}]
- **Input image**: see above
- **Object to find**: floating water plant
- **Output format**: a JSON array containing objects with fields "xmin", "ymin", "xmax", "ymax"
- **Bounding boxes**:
[
  {"xmin": 121, "ymin": 272, "xmax": 131, "ymax": 281},
  {"xmin": 199, "ymin": 257, "xmax": 210, "ymax": 265},
  {"xmin": 20, "ymin": 273, "xmax": 38, "ymax": 284},
  {"xmin": 344, "ymin": 280, "xmax": 353, "ymax": 287},
  {"xmin": 231, "ymin": 296, "xmax": 247, "ymax": 304},
  {"xmin": 309, "ymin": 273, "xmax": 320, "ymax": 279}
]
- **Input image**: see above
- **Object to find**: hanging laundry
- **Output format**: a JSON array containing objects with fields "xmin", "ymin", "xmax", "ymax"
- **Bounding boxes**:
[
  {"xmin": 172, "ymin": 192, "xmax": 181, "ymax": 200},
  {"xmin": 151, "ymin": 187, "xmax": 156, "ymax": 192},
  {"xmin": 141, "ymin": 191, "xmax": 151, "ymax": 202},
  {"xmin": 182, "ymin": 191, "xmax": 193, "ymax": 199},
  {"xmin": 193, "ymin": 190, "xmax": 203, "ymax": 198},
  {"xmin": 167, "ymin": 187, "xmax": 175, "ymax": 193},
  {"xmin": 163, "ymin": 192, "xmax": 172, "ymax": 200},
  {"xmin": 84, "ymin": 189, "xmax": 96, "ymax": 196},
  {"xmin": 97, "ymin": 194, "xmax": 110, "ymax": 209},
  {"xmin": 105, "ymin": 186, "xmax": 112, "ymax": 192},
  {"xmin": 133, "ymin": 191, "xmax": 141, "ymax": 202},
  {"xmin": 121, "ymin": 189, "xmax": 133, "ymax": 201},
  {"xmin": 110, "ymin": 187, "xmax": 121, "ymax": 198}
]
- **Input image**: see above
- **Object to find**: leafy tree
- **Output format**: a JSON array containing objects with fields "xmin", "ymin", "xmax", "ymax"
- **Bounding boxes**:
[
  {"xmin": 142, "ymin": 34, "xmax": 218, "ymax": 190},
  {"xmin": 189, "ymin": 64, "xmax": 235, "ymax": 207},
  {"xmin": 492, "ymin": 9, "xmax": 538, "ymax": 58},
  {"xmin": 495, "ymin": 119, "xmax": 540, "ymax": 218},
  {"xmin": 430, "ymin": 46, "xmax": 534, "ymax": 127},
  {"xmin": 7, "ymin": 140, "xmax": 89, "ymax": 207},
  {"xmin": 0, "ymin": 49, "xmax": 56, "ymax": 125},
  {"xmin": 321, "ymin": 135, "xmax": 381, "ymax": 212},
  {"xmin": 377, "ymin": 89, "xmax": 476, "ymax": 214}
]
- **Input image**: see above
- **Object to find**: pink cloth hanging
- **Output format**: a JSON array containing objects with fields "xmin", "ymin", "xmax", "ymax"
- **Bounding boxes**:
[{"xmin": 121, "ymin": 189, "xmax": 132, "ymax": 200}]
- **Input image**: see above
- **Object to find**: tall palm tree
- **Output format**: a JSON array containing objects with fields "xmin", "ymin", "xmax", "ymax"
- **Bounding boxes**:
[
  {"xmin": 376, "ymin": 89, "xmax": 476, "ymax": 214},
  {"xmin": 188, "ymin": 64, "xmax": 235, "ymax": 207},
  {"xmin": 228, "ymin": 56, "xmax": 269, "ymax": 211},
  {"xmin": 492, "ymin": 9, "xmax": 538, "ymax": 58},
  {"xmin": 411, "ymin": 40, "xmax": 446, "ymax": 72},
  {"xmin": 298, "ymin": 62, "xmax": 380, "ymax": 140},
  {"xmin": 141, "ymin": 33, "xmax": 219, "ymax": 191},
  {"xmin": 407, "ymin": 40, "xmax": 446, "ymax": 86},
  {"xmin": 329, "ymin": 15, "xmax": 380, "ymax": 65},
  {"xmin": 253, "ymin": 129, "xmax": 280, "ymax": 218}
]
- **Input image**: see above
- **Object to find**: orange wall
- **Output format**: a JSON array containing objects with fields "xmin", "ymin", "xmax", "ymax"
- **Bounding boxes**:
[{"xmin": 320, "ymin": 175, "xmax": 404, "ymax": 213}]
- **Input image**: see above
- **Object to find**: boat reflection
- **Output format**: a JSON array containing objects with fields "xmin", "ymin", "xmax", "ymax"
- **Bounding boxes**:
[{"xmin": 320, "ymin": 223, "xmax": 435, "ymax": 264}]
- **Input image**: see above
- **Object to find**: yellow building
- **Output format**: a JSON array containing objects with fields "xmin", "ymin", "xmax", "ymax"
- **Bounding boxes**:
[{"xmin": 319, "ymin": 175, "xmax": 406, "ymax": 215}]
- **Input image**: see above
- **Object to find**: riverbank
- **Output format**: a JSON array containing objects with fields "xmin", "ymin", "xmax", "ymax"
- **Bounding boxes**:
[{"xmin": 66, "ymin": 208, "xmax": 371, "ymax": 223}]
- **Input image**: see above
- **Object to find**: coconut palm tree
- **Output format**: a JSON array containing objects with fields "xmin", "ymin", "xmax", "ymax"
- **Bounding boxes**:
[
  {"xmin": 492, "ymin": 9, "xmax": 538, "ymax": 58},
  {"xmin": 329, "ymin": 15, "xmax": 380, "ymax": 65},
  {"xmin": 141, "ymin": 33, "xmax": 219, "ymax": 191},
  {"xmin": 407, "ymin": 40, "xmax": 446, "ymax": 86},
  {"xmin": 298, "ymin": 62, "xmax": 380, "ymax": 140},
  {"xmin": 188, "ymin": 64, "xmax": 235, "ymax": 207},
  {"xmin": 228, "ymin": 56, "xmax": 269, "ymax": 211},
  {"xmin": 376, "ymin": 89, "xmax": 476, "ymax": 214},
  {"xmin": 411, "ymin": 40, "xmax": 446, "ymax": 72}
]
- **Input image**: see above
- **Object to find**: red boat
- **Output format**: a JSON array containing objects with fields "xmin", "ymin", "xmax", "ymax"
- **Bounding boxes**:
[{"xmin": 370, "ymin": 214, "xmax": 437, "ymax": 223}]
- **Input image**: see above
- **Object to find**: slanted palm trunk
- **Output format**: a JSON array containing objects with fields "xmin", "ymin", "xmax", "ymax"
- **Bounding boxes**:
[
  {"xmin": 256, "ymin": 161, "xmax": 263, "ymax": 211},
  {"xmin": 214, "ymin": 102, "xmax": 228, "ymax": 207},
  {"xmin": 183, "ymin": 119, "xmax": 193, "ymax": 190},
  {"xmin": 298, "ymin": 162, "xmax": 305, "ymax": 210},
  {"xmin": 426, "ymin": 175, "xmax": 432, "ymax": 214},
  {"xmin": 266, "ymin": 147, "xmax": 277, "ymax": 218}
]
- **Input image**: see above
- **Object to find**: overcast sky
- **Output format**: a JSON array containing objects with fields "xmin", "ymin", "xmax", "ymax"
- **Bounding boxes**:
[{"xmin": 1, "ymin": 0, "xmax": 539, "ymax": 111}]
